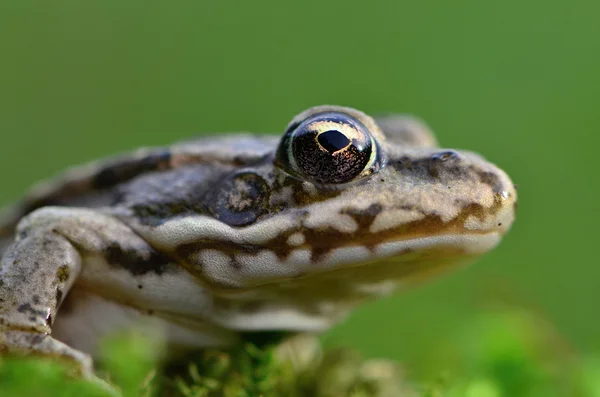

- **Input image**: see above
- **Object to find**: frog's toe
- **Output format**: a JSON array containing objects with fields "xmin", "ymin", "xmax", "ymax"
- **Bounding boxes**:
[
  {"xmin": 1, "ymin": 330, "xmax": 120, "ymax": 395},
  {"xmin": 1, "ymin": 330, "xmax": 94, "ymax": 377}
]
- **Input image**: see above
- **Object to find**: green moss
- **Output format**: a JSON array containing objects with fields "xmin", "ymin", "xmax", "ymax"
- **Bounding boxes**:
[{"xmin": 0, "ymin": 309, "xmax": 597, "ymax": 397}]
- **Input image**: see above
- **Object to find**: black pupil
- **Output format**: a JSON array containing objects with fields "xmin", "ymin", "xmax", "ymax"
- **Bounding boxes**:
[{"xmin": 317, "ymin": 130, "xmax": 351, "ymax": 153}]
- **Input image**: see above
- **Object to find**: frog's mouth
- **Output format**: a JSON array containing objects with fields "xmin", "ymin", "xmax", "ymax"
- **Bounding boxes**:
[
  {"xmin": 168, "ymin": 222, "xmax": 505, "ymax": 294},
  {"xmin": 246, "ymin": 230, "xmax": 501, "ymax": 288},
  {"xmin": 198, "ymin": 231, "xmax": 503, "ymax": 332}
]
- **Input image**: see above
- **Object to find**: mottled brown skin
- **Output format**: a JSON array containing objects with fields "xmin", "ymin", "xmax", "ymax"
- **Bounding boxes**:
[{"xmin": 0, "ymin": 105, "xmax": 516, "ymax": 378}]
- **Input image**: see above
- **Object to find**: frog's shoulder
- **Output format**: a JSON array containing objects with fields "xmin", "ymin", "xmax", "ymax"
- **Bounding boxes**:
[{"xmin": 0, "ymin": 134, "xmax": 279, "ymax": 238}]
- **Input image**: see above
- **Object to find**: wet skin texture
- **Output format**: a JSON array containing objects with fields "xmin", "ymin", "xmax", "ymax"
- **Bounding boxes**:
[{"xmin": 0, "ymin": 105, "xmax": 516, "ymax": 375}]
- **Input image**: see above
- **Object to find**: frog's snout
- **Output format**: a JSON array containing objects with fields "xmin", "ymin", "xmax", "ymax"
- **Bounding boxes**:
[
  {"xmin": 495, "ymin": 185, "xmax": 518, "ymax": 236},
  {"xmin": 475, "ymin": 172, "xmax": 518, "ymax": 237}
]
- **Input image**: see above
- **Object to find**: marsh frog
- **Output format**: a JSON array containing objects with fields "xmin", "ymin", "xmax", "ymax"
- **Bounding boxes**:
[{"xmin": 0, "ymin": 105, "xmax": 516, "ymax": 374}]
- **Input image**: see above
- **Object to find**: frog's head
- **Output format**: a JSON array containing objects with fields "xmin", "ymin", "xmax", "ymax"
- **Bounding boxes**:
[{"xmin": 149, "ymin": 106, "xmax": 517, "ymax": 331}]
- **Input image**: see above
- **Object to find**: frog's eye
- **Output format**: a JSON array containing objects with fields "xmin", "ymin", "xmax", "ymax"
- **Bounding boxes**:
[{"xmin": 276, "ymin": 111, "xmax": 382, "ymax": 185}]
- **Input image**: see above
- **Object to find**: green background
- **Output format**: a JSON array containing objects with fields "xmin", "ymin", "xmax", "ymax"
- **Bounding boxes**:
[{"xmin": 1, "ymin": 0, "xmax": 597, "ymax": 378}]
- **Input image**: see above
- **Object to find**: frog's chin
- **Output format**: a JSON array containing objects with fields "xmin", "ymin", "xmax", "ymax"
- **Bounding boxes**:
[{"xmin": 206, "ymin": 232, "xmax": 502, "ymax": 333}]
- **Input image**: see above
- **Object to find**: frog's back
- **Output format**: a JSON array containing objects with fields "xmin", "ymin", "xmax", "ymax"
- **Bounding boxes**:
[
  {"xmin": 0, "ymin": 112, "xmax": 438, "ymax": 250},
  {"xmin": 0, "ymin": 134, "xmax": 279, "ymax": 255}
]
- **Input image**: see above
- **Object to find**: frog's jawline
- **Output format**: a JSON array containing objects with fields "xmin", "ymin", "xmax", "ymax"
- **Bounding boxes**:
[{"xmin": 179, "ymin": 231, "xmax": 501, "ymax": 293}]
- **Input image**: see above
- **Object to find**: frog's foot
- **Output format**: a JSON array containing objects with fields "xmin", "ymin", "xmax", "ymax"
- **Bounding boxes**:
[
  {"xmin": 1, "ymin": 329, "xmax": 93, "ymax": 376},
  {"xmin": 1, "ymin": 329, "xmax": 118, "ymax": 394},
  {"xmin": 0, "ymin": 206, "xmax": 156, "ymax": 395}
]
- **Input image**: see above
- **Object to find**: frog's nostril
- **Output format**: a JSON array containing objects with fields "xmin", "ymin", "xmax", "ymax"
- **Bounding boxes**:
[
  {"xmin": 427, "ymin": 151, "xmax": 461, "ymax": 178},
  {"xmin": 431, "ymin": 151, "xmax": 459, "ymax": 162}
]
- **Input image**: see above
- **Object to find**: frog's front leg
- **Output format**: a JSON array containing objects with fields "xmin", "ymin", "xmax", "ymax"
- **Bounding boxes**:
[{"xmin": 0, "ymin": 207, "xmax": 158, "ymax": 377}]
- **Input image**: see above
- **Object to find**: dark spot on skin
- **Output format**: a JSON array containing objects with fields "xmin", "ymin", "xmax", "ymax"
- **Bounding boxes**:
[
  {"xmin": 105, "ymin": 243, "xmax": 171, "ymax": 275},
  {"xmin": 31, "ymin": 334, "xmax": 45, "ymax": 345},
  {"xmin": 17, "ymin": 303, "xmax": 48, "ymax": 318},
  {"xmin": 341, "ymin": 204, "xmax": 383, "ymax": 230},
  {"xmin": 138, "ymin": 284, "xmax": 143, "ymax": 289},
  {"xmin": 131, "ymin": 201, "xmax": 209, "ymax": 227},
  {"xmin": 255, "ymin": 232, "xmax": 298, "ymax": 261},
  {"xmin": 56, "ymin": 265, "xmax": 70, "ymax": 283},
  {"xmin": 92, "ymin": 151, "xmax": 172, "ymax": 190},
  {"xmin": 229, "ymin": 258, "xmax": 243, "ymax": 271},
  {"xmin": 308, "ymin": 246, "xmax": 330, "ymax": 263},
  {"xmin": 477, "ymin": 170, "xmax": 504, "ymax": 194},
  {"xmin": 498, "ymin": 223, "xmax": 502, "ymax": 226},
  {"xmin": 176, "ymin": 242, "xmax": 258, "ymax": 271}
]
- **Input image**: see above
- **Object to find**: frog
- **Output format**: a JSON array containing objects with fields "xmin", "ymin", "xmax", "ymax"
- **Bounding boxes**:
[{"xmin": 0, "ymin": 105, "xmax": 516, "ymax": 377}]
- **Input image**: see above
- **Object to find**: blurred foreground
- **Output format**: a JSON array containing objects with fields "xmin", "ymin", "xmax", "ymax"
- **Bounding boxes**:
[{"xmin": 0, "ymin": 306, "xmax": 597, "ymax": 397}]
